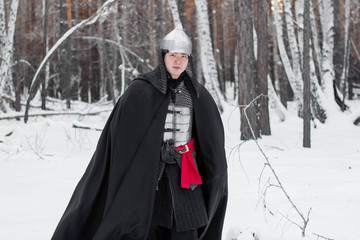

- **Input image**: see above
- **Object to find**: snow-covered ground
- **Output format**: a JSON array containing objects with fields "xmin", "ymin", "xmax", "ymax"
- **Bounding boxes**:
[{"xmin": 0, "ymin": 99, "xmax": 359, "ymax": 240}]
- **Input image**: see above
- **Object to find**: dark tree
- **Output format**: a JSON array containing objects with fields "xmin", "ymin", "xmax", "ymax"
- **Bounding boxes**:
[
  {"xmin": 235, "ymin": 0, "xmax": 260, "ymax": 140},
  {"xmin": 59, "ymin": 0, "xmax": 72, "ymax": 108},
  {"xmin": 303, "ymin": 0, "xmax": 311, "ymax": 148},
  {"xmin": 257, "ymin": 0, "xmax": 271, "ymax": 135},
  {"xmin": 41, "ymin": 0, "xmax": 49, "ymax": 110},
  {"xmin": 333, "ymin": 0, "xmax": 343, "ymax": 88}
]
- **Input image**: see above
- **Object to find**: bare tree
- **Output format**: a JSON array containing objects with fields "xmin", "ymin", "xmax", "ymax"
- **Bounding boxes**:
[
  {"xmin": 303, "ymin": 0, "xmax": 311, "ymax": 148},
  {"xmin": 59, "ymin": 0, "xmax": 72, "ymax": 108},
  {"xmin": 257, "ymin": 0, "xmax": 271, "ymax": 135},
  {"xmin": 235, "ymin": 0, "xmax": 259, "ymax": 140}
]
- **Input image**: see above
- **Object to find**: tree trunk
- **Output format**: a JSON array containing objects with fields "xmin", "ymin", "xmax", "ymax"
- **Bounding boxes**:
[
  {"xmin": 319, "ymin": 0, "xmax": 337, "ymax": 109},
  {"xmin": 303, "ymin": 0, "xmax": 311, "ymax": 148},
  {"xmin": 41, "ymin": 0, "xmax": 49, "ymax": 110},
  {"xmin": 194, "ymin": 0, "xmax": 225, "ymax": 112},
  {"xmin": 268, "ymin": 75, "xmax": 287, "ymax": 121},
  {"xmin": 208, "ymin": 0, "xmax": 226, "ymax": 96},
  {"xmin": 257, "ymin": 0, "xmax": 271, "ymax": 135},
  {"xmin": 155, "ymin": 0, "xmax": 164, "ymax": 52},
  {"xmin": 333, "ymin": 0, "xmax": 343, "ymax": 88},
  {"xmin": 235, "ymin": 0, "xmax": 259, "ymax": 140},
  {"xmin": 310, "ymin": 0, "xmax": 323, "ymax": 85},
  {"xmin": 97, "ymin": 0, "xmax": 106, "ymax": 101},
  {"xmin": 168, "ymin": 0, "xmax": 181, "ymax": 26},
  {"xmin": 340, "ymin": 0, "xmax": 351, "ymax": 100},
  {"xmin": 273, "ymin": 0, "xmax": 303, "ymax": 112},
  {"xmin": 0, "ymin": 0, "xmax": 19, "ymax": 103},
  {"xmin": 0, "ymin": 0, "xmax": 5, "ymax": 58},
  {"xmin": 297, "ymin": 0, "xmax": 327, "ymax": 122},
  {"xmin": 59, "ymin": 0, "xmax": 72, "ymax": 108}
]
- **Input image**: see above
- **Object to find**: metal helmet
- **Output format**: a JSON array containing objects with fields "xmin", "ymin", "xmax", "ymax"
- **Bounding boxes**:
[{"xmin": 160, "ymin": 24, "xmax": 192, "ymax": 56}]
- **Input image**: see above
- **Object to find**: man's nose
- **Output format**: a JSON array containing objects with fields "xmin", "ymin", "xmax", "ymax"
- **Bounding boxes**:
[{"xmin": 174, "ymin": 57, "xmax": 182, "ymax": 63}]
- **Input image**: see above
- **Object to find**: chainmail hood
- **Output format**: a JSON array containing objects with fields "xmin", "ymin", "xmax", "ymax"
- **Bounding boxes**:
[{"xmin": 136, "ymin": 50, "xmax": 201, "ymax": 97}]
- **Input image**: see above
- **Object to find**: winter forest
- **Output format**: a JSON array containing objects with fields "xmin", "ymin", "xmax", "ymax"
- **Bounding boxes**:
[{"xmin": 1, "ymin": 0, "xmax": 360, "ymax": 239}]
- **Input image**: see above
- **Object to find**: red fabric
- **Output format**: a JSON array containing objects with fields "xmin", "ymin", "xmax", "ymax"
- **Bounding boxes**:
[{"xmin": 174, "ymin": 138, "xmax": 202, "ymax": 189}]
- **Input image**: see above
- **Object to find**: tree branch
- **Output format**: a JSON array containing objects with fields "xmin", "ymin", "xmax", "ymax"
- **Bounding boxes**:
[{"xmin": 242, "ymin": 94, "xmax": 311, "ymax": 237}]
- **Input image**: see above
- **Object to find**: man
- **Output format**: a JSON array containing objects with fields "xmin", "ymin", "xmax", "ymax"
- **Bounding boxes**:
[{"xmin": 51, "ymin": 24, "xmax": 227, "ymax": 240}]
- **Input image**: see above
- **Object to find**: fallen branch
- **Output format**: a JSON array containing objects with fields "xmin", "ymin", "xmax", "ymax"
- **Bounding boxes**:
[
  {"xmin": 0, "ymin": 95, "xmax": 54, "ymax": 110},
  {"xmin": 0, "ymin": 109, "xmax": 111, "ymax": 120},
  {"xmin": 354, "ymin": 116, "xmax": 360, "ymax": 125},
  {"xmin": 72, "ymin": 123, "xmax": 102, "ymax": 131},
  {"xmin": 312, "ymin": 232, "xmax": 335, "ymax": 240},
  {"xmin": 242, "ymin": 94, "xmax": 311, "ymax": 237}
]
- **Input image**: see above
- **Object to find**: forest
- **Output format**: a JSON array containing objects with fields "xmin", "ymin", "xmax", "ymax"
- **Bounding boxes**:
[
  {"xmin": 1, "ymin": 0, "xmax": 360, "ymax": 143},
  {"xmin": 1, "ymin": 1, "xmax": 360, "ymax": 239}
]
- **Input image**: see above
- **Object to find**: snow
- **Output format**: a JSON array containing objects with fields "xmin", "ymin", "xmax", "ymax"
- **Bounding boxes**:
[{"xmin": 1, "ymin": 99, "xmax": 360, "ymax": 240}]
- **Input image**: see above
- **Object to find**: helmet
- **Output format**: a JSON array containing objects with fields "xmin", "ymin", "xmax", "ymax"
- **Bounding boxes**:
[{"xmin": 160, "ymin": 24, "xmax": 192, "ymax": 56}]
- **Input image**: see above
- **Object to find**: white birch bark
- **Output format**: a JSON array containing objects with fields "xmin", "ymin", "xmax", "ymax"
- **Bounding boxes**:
[
  {"xmin": 168, "ymin": 0, "xmax": 181, "ymax": 27},
  {"xmin": 301, "ymin": 0, "xmax": 328, "ymax": 119},
  {"xmin": 309, "ymin": 46, "xmax": 328, "ymax": 121},
  {"xmin": 0, "ymin": 0, "xmax": 19, "ymax": 97},
  {"xmin": 339, "ymin": 0, "xmax": 350, "ymax": 94},
  {"xmin": 43, "ymin": 0, "xmax": 50, "ymax": 101},
  {"xmin": 283, "ymin": 0, "xmax": 303, "ymax": 90},
  {"xmin": 318, "ymin": 0, "xmax": 336, "ymax": 103},
  {"xmin": 194, "ymin": 0, "xmax": 225, "ymax": 110},
  {"xmin": 310, "ymin": 0, "xmax": 323, "ymax": 84},
  {"xmin": 268, "ymin": 75, "xmax": 287, "ymax": 121},
  {"xmin": 273, "ymin": 0, "xmax": 303, "ymax": 109},
  {"xmin": 295, "ymin": 0, "xmax": 304, "ymax": 61},
  {"xmin": 233, "ymin": 49, "xmax": 238, "ymax": 101},
  {"xmin": 351, "ymin": 0, "xmax": 359, "ymax": 24},
  {"xmin": 0, "ymin": 0, "xmax": 6, "ymax": 59},
  {"xmin": 351, "ymin": 38, "xmax": 360, "ymax": 62}
]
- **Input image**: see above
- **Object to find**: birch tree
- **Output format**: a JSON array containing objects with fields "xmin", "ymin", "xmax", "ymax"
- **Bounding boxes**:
[
  {"xmin": 310, "ymin": 0, "xmax": 323, "ymax": 84},
  {"xmin": 291, "ymin": 0, "xmax": 327, "ymax": 121},
  {"xmin": 194, "ymin": 0, "xmax": 225, "ymax": 111},
  {"xmin": 319, "ymin": 0, "xmax": 337, "ymax": 109},
  {"xmin": 283, "ymin": 0, "xmax": 302, "ymax": 88},
  {"xmin": 339, "ymin": 0, "xmax": 351, "ymax": 98},
  {"xmin": 273, "ymin": 0, "xmax": 303, "ymax": 113},
  {"xmin": 0, "ymin": 0, "xmax": 5, "ymax": 59},
  {"xmin": 268, "ymin": 76, "xmax": 287, "ymax": 121},
  {"xmin": 41, "ymin": 0, "xmax": 50, "ymax": 110},
  {"xmin": 168, "ymin": 0, "xmax": 181, "ymax": 26},
  {"xmin": 0, "ymin": 0, "xmax": 19, "ymax": 111}
]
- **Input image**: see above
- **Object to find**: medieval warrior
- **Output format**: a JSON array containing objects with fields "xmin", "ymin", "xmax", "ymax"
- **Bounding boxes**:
[{"xmin": 51, "ymin": 24, "xmax": 228, "ymax": 240}]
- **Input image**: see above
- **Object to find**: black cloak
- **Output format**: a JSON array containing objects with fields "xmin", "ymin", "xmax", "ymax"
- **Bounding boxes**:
[{"xmin": 51, "ymin": 64, "xmax": 228, "ymax": 240}]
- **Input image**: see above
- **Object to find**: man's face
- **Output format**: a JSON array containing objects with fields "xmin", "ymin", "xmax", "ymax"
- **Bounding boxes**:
[{"xmin": 164, "ymin": 52, "xmax": 189, "ymax": 79}]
